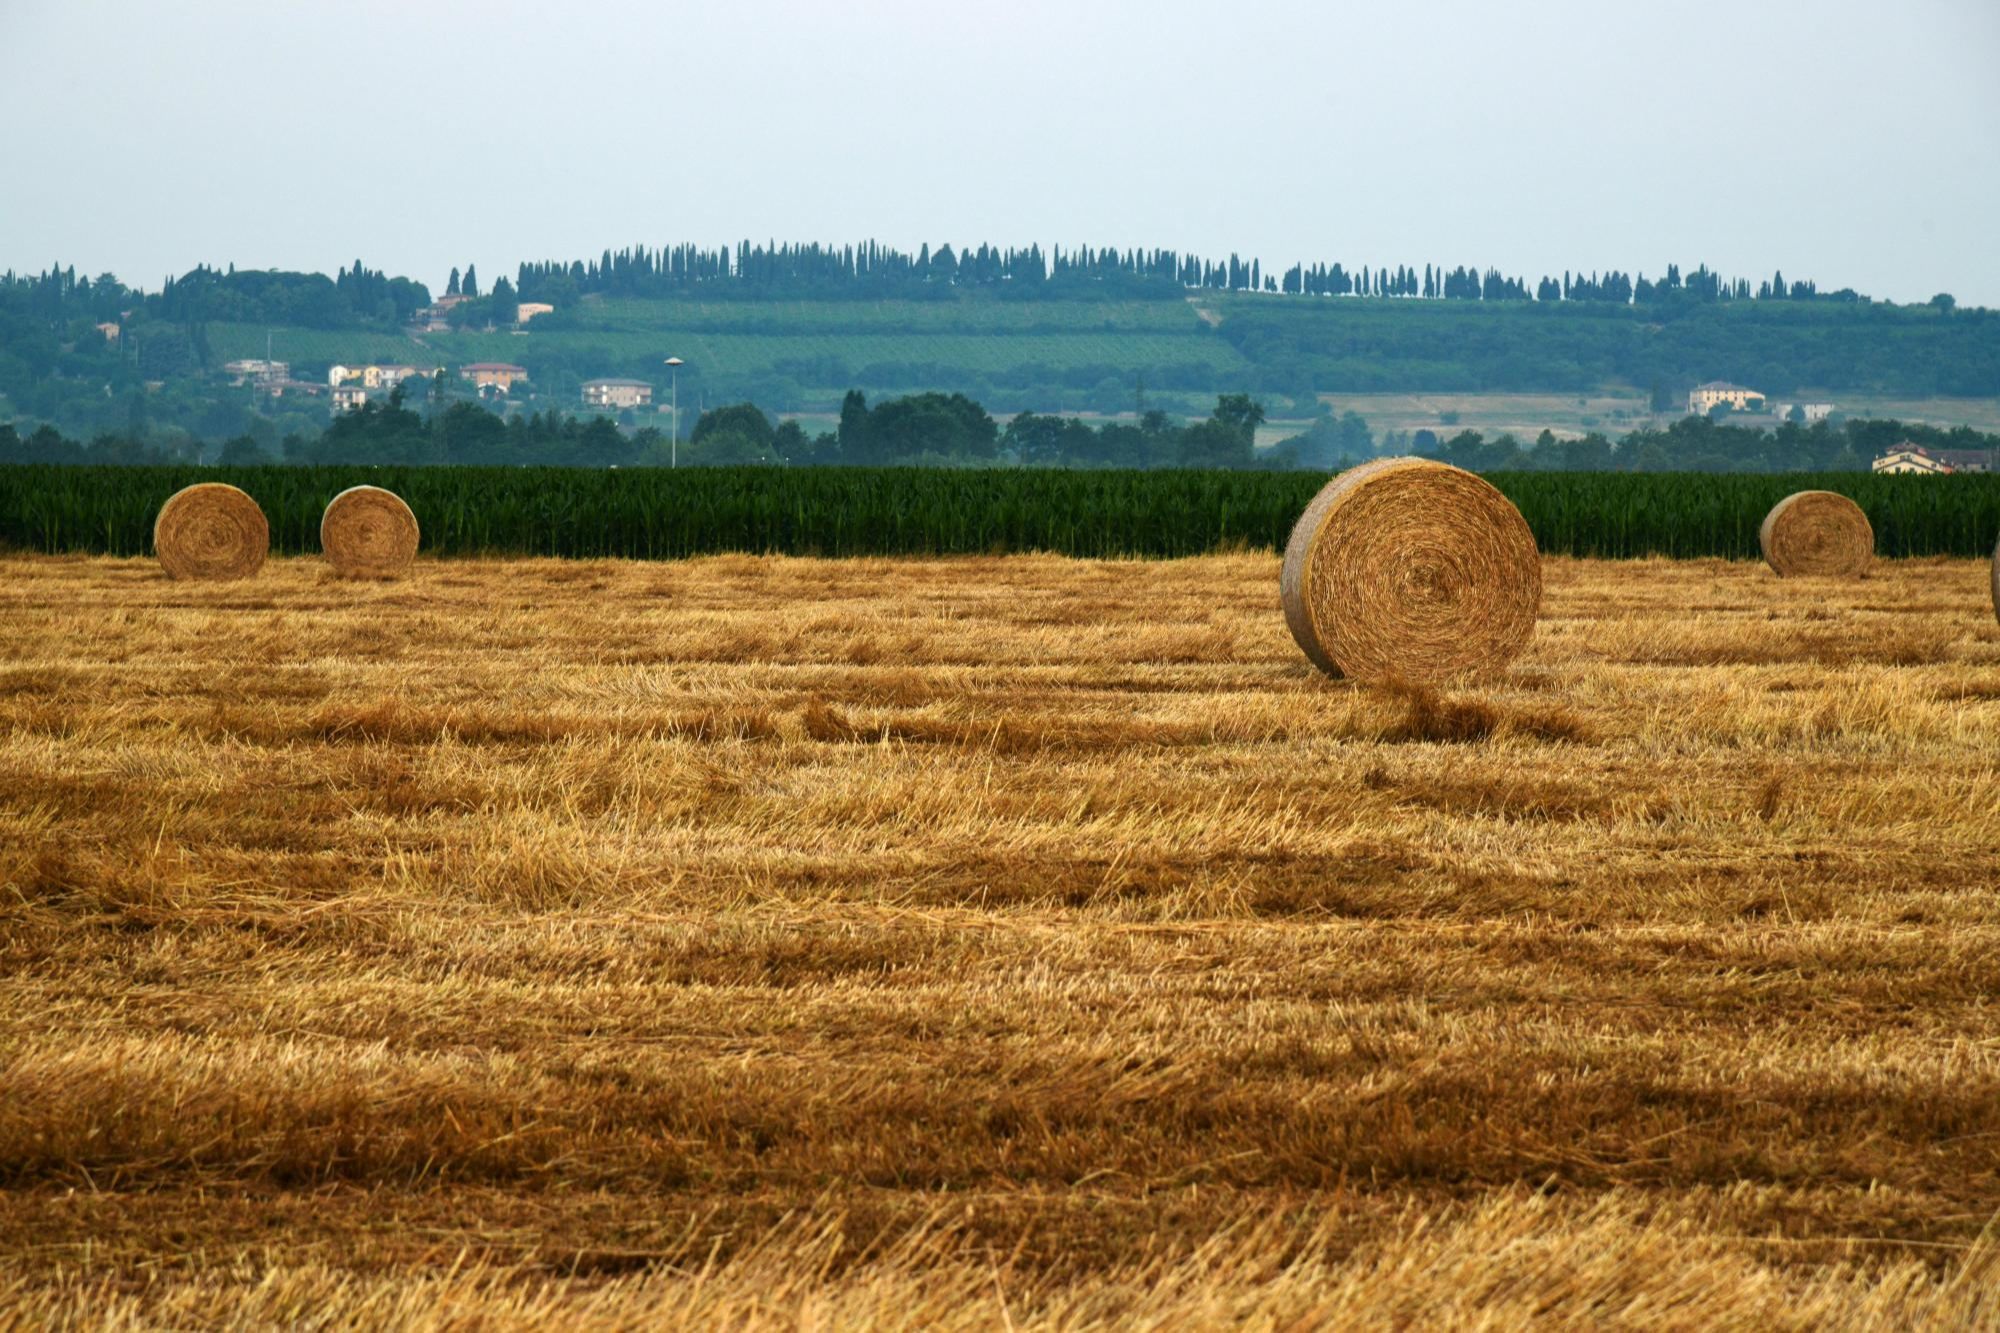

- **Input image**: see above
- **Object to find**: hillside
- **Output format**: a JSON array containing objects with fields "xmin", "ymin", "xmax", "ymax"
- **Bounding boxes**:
[
  {"xmin": 220, "ymin": 290, "xmax": 1999, "ymax": 418},
  {"xmin": 7, "ymin": 260, "xmax": 1999, "ymax": 445}
]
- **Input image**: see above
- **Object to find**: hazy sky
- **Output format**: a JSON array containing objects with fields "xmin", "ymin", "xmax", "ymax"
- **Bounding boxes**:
[{"xmin": 4, "ymin": 0, "xmax": 1997, "ymax": 304}]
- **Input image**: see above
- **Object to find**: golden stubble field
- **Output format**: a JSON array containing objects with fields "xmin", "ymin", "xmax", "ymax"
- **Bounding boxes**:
[{"xmin": 2, "ymin": 552, "xmax": 1999, "ymax": 1327}]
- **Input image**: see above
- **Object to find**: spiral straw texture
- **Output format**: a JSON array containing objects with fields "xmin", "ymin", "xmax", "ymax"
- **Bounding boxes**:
[
  {"xmin": 1280, "ymin": 457, "xmax": 1542, "ymax": 682},
  {"xmin": 1757, "ymin": 491, "xmax": 1874, "ymax": 578},
  {"xmin": 152, "ymin": 483, "xmax": 269, "ymax": 581},
  {"xmin": 321, "ymin": 485, "xmax": 420, "ymax": 578},
  {"xmin": 1991, "ymin": 532, "xmax": 1999, "ymax": 626}
]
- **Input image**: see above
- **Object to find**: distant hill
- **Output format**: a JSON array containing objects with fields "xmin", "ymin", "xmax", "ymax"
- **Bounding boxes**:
[{"xmin": 4, "ymin": 252, "xmax": 1996, "ymax": 443}]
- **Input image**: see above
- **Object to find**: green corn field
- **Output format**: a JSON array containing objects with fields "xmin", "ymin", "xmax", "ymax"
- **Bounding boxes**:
[{"xmin": 2, "ymin": 465, "xmax": 1997, "ymax": 561}]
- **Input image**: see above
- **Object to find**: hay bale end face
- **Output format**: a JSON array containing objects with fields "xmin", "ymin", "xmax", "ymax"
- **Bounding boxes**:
[
  {"xmin": 1758, "ymin": 491, "xmax": 1874, "ymax": 578},
  {"xmin": 320, "ymin": 485, "xmax": 420, "ymax": 578},
  {"xmin": 1280, "ymin": 457, "xmax": 1542, "ymax": 683},
  {"xmin": 153, "ymin": 483, "xmax": 269, "ymax": 581},
  {"xmin": 1991, "ymin": 532, "xmax": 1999, "ymax": 627}
]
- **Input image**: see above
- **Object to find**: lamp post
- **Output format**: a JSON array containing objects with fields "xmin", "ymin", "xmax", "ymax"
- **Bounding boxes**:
[{"xmin": 664, "ymin": 357, "xmax": 684, "ymax": 468}]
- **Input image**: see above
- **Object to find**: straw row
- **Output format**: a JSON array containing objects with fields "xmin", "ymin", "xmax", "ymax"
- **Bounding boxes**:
[{"xmin": 149, "ymin": 474, "xmax": 2000, "ymax": 648}]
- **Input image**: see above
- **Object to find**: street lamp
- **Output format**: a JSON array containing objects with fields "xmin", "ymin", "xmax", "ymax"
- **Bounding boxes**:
[{"xmin": 664, "ymin": 357, "xmax": 684, "ymax": 467}]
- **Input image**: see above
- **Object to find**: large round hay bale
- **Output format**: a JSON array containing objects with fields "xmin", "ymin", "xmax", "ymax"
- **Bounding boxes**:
[
  {"xmin": 1991, "ymin": 532, "xmax": 1999, "ymax": 626},
  {"xmin": 1758, "ymin": 491, "xmax": 1873, "ymax": 578},
  {"xmin": 153, "ymin": 483, "xmax": 268, "ymax": 581},
  {"xmin": 1280, "ymin": 457, "xmax": 1542, "ymax": 682},
  {"xmin": 320, "ymin": 485, "xmax": 420, "ymax": 578}
]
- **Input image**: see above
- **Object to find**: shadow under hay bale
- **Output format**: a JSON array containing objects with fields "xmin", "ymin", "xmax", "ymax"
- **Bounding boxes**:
[
  {"xmin": 152, "ymin": 483, "xmax": 268, "ymax": 581},
  {"xmin": 1758, "ymin": 491, "xmax": 1873, "ymax": 579},
  {"xmin": 321, "ymin": 486, "xmax": 420, "ymax": 579},
  {"xmin": 1280, "ymin": 457, "xmax": 1541, "ymax": 683}
]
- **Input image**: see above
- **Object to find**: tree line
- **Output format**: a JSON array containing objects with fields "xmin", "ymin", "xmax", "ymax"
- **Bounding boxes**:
[{"xmin": 9, "ymin": 383, "xmax": 1997, "ymax": 478}]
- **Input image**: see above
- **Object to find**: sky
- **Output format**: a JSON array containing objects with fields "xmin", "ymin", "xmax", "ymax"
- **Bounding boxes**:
[{"xmin": 3, "ymin": 0, "xmax": 1997, "ymax": 305}]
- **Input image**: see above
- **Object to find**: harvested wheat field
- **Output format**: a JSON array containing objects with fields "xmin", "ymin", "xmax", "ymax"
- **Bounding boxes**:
[{"xmin": 3, "ymin": 552, "xmax": 2000, "ymax": 1328}]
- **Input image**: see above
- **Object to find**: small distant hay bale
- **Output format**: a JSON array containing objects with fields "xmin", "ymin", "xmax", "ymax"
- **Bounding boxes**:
[
  {"xmin": 1758, "ymin": 491, "xmax": 1873, "ymax": 578},
  {"xmin": 320, "ymin": 485, "xmax": 420, "ymax": 578},
  {"xmin": 1280, "ymin": 457, "xmax": 1542, "ymax": 683},
  {"xmin": 153, "ymin": 483, "xmax": 268, "ymax": 581}
]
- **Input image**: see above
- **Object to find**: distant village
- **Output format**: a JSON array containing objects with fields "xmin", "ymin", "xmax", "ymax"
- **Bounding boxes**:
[
  {"xmin": 210, "ymin": 343, "xmax": 1992, "ymax": 475},
  {"xmin": 1688, "ymin": 381, "xmax": 1992, "ymax": 473},
  {"xmin": 214, "ymin": 291, "xmax": 663, "ymax": 422}
]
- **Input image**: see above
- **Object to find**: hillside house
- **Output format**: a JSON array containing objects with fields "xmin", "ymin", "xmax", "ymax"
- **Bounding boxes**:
[
  {"xmin": 223, "ymin": 358, "xmax": 289, "ymax": 385},
  {"xmin": 1770, "ymin": 402, "xmax": 1835, "ymax": 424},
  {"xmin": 460, "ymin": 362, "xmax": 529, "ymax": 391},
  {"xmin": 1872, "ymin": 444, "xmax": 1954, "ymax": 475},
  {"xmin": 95, "ymin": 322, "xmax": 120, "ymax": 343},
  {"xmin": 517, "ymin": 302, "xmax": 554, "ymax": 324},
  {"xmin": 1688, "ymin": 381, "xmax": 1766, "ymax": 415},
  {"xmin": 331, "ymin": 384, "xmax": 369, "ymax": 412},
  {"xmin": 582, "ymin": 377, "xmax": 653, "ymax": 409}
]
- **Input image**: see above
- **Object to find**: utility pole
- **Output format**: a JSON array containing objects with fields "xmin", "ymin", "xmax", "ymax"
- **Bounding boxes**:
[{"xmin": 664, "ymin": 357, "xmax": 683, "ymax": 467}]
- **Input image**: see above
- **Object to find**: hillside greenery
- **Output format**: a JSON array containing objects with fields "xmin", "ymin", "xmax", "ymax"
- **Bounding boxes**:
[
  {"xmin": 3, "ymin": 247, "xmax": 1994, "ymax": 453},
  {"xmin": 9, "ymin": 383, "xmax": 1997, "ymax": 478}
]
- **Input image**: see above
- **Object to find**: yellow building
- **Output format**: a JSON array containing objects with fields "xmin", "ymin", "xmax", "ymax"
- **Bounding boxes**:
[
  {"xmin": 1687, "ymin": 381, "xmax": 1766, "ymax": 415},
  {"xmin": 459, "ymin": 362, "xmax": 529, "ymax": 391}
]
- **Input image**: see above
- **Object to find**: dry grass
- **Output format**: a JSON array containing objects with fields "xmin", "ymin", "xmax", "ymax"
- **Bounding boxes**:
[{"xmin": 3, "ymin": 552, "xmax": 2000, "ymax": 1327}]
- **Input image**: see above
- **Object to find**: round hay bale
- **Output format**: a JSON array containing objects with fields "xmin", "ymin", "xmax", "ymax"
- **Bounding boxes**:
[
  {"xmin": 1758, "ymin": 490, "xmax": 1873, "ymax": 578},
  {"xmin": 1280, "ymin": 457, "xmax": 1542, "ymax": 682},
  {"xmin": 153, "ymin": 483, "xmax": 268, "ymax": 581},
  {"xmin": 1991, "ymin": 532, "xmax": 1999, "ymax": 626},
  {"xmin": 320, "ymin": 485, "xmax": 419, "ymax": 578}
]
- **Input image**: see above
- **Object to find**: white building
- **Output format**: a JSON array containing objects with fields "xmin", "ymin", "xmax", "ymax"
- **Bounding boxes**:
[
  {"xmin": 1873, "ymin": 444, "xmax": 1949, "ymax": 475},
  {"xmin": 583, "ymin": 377, "xmax": 654, "ymax": 409},
  {"xmin": 224, "ymin": 359, "xmax": 289, "ymax": 385}
]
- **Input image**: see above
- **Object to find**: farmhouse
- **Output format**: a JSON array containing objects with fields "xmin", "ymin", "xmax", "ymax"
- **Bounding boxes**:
[
  {"xmin": 460, "ymin": 362, "xmax": 529, "ymax": 391},
  {"xmin": 331, "ymin": 384, "xmax": 369, "ymax": 413},
  {"xmin": 1688, "ymin": 381, "xmax": 1766, "ymax": 415},
  {"xmin": 1873, "ymin": 444, "xmax": 1954, "ymax": 475},
  {"xmin": 517, "ymin": 302, "xmax": 555, "ymax": 324},
  {"xmin": 1770, "ymin": 401, "xmax": 1835, "ymax": 424},
  {"xmin": 582, "ymin": 377, "xmax": 654, "ymax": 409},
  {"xmin": 1934, "ymin": 448, "xmax": 1994, "ymax": 473},
  {"xmin": 223, "ymin": 358, "xmax": 289, "ymax": 385}
]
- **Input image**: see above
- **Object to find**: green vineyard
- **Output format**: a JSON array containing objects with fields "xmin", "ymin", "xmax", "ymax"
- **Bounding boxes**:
[
  {"xmin": 4, "ymin": 466, "xmax": 1997, "ymax": 561},
  {"xmin": 202, "ymin": 297, "xmax": 1251, "ymax": 392}
]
